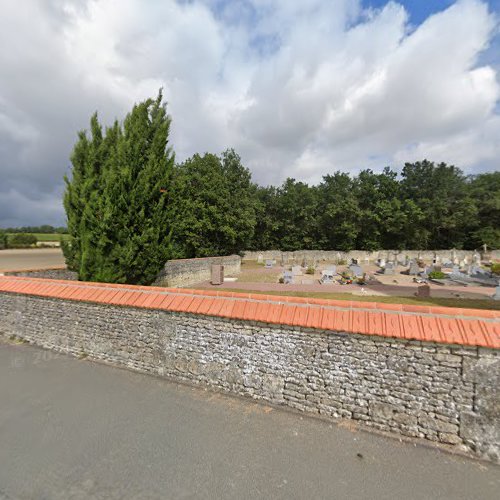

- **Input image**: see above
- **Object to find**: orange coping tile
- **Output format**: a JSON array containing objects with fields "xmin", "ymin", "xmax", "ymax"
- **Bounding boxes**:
[
  {"xmin": 292, "ymin": 306, "xmax": 309, "ymax": 326},
  {"xmin": 331, "ymin": 310, "xmax": 351, "ymax": 332},
  {"xmin": 196, "ymin": 297, "xmax": 215, "ymax": 315},
  {"xmin": 403, "ymin": 304, "xmax": 431, "ymax": 314},
  {"xmin": 1, "ymin": 276, "xmax": 499, "ymax": 349},
  {"xmin": 351, "ymin": 310, "xmax": 368, "ymax": 335},
  {"xmin": 278, "ymin": 305, "xmax": 295, "ymax": 326},
  {"xmin": 207, "ymin": 298, "xmax": 225, "ymax": 316},
  {"xmin": 253, "ymin": 302, "xmax": 272, "ymax": 323},
  {"xmin": 457, "ymin": 319, "xmax": 490, "ymax": 348},
  {"xmin": 383, "ymin": 313, "xmax": 405, "ymax": 340},
  {"xmin": 419, "ymin": 316, "xmax": 443, "ymax": 343},
  {"xmin": 231, "ymin": 300, "xmax": 248, "ymax": 320},
  {"xmin": 365, "ymin": 312, "xmax": 385, "ymax": 336},
  {"xmin": 438, "ymin": 318, "xmax": 467, "ymax": 346},
  {"xmin": 377, "ymin": 303, "xmax": 404, "ymax": 312},
  {"xmin": 305, "ymin": 307, "xmax": 323, "ymax": 329},
  {"xmin": 164, "ymin": 295, "xmax": 187, "ymax": 311},
  {"xmin": 184, "ymin": 296, "xmax": 205, "ymax": 314},
  {"xmin": 400, "ymin": 314, "xmax": 423, "ymax": 341},
  {"xmin": 265, "ymin": 303, "xmax": 284, "ymax": 324},
  {"xmin": 217, "ymin": 299, "xmax": 236, "ymax": 318}
]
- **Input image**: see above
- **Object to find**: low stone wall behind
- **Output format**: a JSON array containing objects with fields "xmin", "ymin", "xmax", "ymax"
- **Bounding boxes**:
[
  {"xmin": 153, "ymin": 255, "xmax": 241, "ymax": 288},
  {"xmin": 0, "ymin": 283, "xmax": 498, "ymax": 463},
  {"xmin": 3, "ymin": 268, "xmax": 78, "ymax": 280},
  {"xmin": 243, "ymin": 249, "xmax": 500, "ymax": 263}
]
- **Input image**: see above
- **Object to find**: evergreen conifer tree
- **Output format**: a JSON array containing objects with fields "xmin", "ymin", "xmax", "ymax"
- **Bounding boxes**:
[{"xmin": 63, "ymin": 91, "xmax": 174, "ymax": 284}]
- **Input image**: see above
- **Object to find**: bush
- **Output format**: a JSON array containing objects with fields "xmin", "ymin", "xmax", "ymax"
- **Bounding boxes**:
[
  {"xmin": 337, "ymin": 259, "xmax": 347, "ymax": 265},
  {"xmin": 428, "ymin": 270, "xmax": 446, "ymax": 280},
  {"xmin": 491, "ymin": 263, "xmax": 500, "ymax": 275},
  {"xmin": 305, "ymin": 266, "xmax": 315, "ymax": 275},
  {"xmin": 8, "ymin": 233, "xmax": 37, "ymax": 248}
]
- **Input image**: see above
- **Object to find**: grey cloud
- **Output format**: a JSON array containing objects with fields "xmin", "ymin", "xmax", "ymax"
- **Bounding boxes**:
[{"xmin": 0, "ymin": 0, "xmax": 498, "ymax": 226}]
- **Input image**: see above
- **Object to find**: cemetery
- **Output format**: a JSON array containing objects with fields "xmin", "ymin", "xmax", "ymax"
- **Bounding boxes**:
[
  {"xmin": 189, "ymin": 250, "xmax": 500, "ymax": 307},
  {"xmin": 5, "ymin": 248, "xmax": 499, "ymax": 308}
]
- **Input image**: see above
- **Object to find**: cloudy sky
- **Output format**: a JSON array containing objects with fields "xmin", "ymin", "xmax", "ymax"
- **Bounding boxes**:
[{"xmin": 0, "ymin": 0, "xmax": 499, "ymax": 227}]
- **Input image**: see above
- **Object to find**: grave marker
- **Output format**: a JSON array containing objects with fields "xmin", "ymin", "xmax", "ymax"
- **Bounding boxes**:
[
  {"xmin": 408, "ymin": 260, "xmax": 420, "ymax": 276},
  {"xmin": 416, "ymin": 284, "xmax": 431, "ymax": 298}
]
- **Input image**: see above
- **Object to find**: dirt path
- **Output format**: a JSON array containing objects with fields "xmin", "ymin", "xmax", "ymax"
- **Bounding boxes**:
[{"xmin": 0, "ymin": 248, "xmax": 65, "ymax": 272}]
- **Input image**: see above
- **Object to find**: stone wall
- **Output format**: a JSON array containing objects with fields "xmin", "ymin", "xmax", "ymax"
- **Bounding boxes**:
[
  {"xmin": 0, "ymin": 291, "xmax": 498, "ymax": 463},
  {"xmin": 153, "ymin": 255, "xmax": 241, "ymax": 288},
  {"xmin": 3, "ymin": 268, "xmax": 78, "ymax": 280},
  {"xmin": 243, "ymin": 249, "xmax": 500, "ymax": 263}
]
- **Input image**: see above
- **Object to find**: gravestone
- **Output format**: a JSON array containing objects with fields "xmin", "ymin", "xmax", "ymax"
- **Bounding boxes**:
[
  {"xmin": 442, "ymin": 259, "xmax": 453, "ymax": 269},
  {"xmin": 470, "ymin": 265, "xmax": 484, "ymax": 277},
  {"xmin": 292, "ymin": 265, "xmax": 303, "ymax": 276},
  {"xmin": 265, "ymin": 260, "xmax": 273, "ymax": 269},
  {"xmin": 398, "ymin": 254, "xmax": 408, "ymax": 266},
  {"xmin": 257, "ymin": 254, "xmax": 264, "ymax": 264},
  {"xmin": 349, "ymin": 263, "xmax": 363, "ymax": 277},
  {"xmin": 378, "ymin": 258, "xmax": 386, "ymax": 268},
  {"xmin": 416, "ymin": 284, "xmax": 431, "ymax": 298},
  {"xmin": 383, "ymin": 262, "xmax": 395, "ymax": 275},
  {"xmin": 408, "ymin": 260, "xmax": 420, "ymax": 276},
  {"xmin": 320, "ymin": 270, "xmax": 335, "ymax": 284},
  {"xmin": 283, "ymin": 270, "xmax": 293, "ymax": 284},
  {"xmin": 325, "ymin": 265, "xmax": 337, "ymax": 275},
  {"xmin": 493, "ymin": 286, "xmax": 500, "ymax": 301},
  {"xmin": 211, "ymin": 264, "xmax": 224, "ymax": 285},
  {"xmin": 473, "ymin": 252, "xmax": 481, "ymax": 265}
]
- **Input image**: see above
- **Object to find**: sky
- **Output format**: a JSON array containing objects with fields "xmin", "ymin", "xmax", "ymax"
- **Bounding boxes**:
[{"xmin": 0, "ymin": 0, "xmax": 499, "ymax": 227}]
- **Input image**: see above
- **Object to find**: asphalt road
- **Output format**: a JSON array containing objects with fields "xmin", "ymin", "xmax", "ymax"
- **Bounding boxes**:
[
  {"xmin": 0, "ymin": 248, "xmax": 65, "ymax": 272},
  {"xmin": 0, "ymin": 341, "xmax": 498, "ymax": 500}
]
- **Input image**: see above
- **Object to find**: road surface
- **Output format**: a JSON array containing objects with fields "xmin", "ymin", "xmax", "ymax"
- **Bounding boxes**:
[
  {"xmin": 0, "ymin": 248, "xmax": 65, "ymax": 272},
  {"xmin": 0, "ymin": 341, "xmax": 498, "ymax": 499}
]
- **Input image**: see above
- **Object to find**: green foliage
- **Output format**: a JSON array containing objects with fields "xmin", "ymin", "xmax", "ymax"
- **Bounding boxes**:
[
  {"xmin": 169, "ymin": 149, "xmax": 257, "ymax": 258},
  {"xmin": 0, "ymin": 229, "xmax": 7, "ymax": 249},
  {"xmin": 305, "ymin": 266, "xmax": 315, "ymax": 275},
  {"xmin": 63, "ymin": 91, "xmax": 175, "ymax": 284},
  {"xmin": 3, "ymin": 225, "xmax": 67, "ymax": 234},
  {"xmin": 490, "ymin": 263, "xmax": 500, "ymax": 275},
  {"xmin": 248, "ymin": 160, "xmax": 500, "ymax": 252},
  {"xmin": 8, "ymin": 233, "xmax": 37, "ymax": 248},
  {"xmin": 428, "ymin": 271, "xmax": 447, "ymax": 280}
]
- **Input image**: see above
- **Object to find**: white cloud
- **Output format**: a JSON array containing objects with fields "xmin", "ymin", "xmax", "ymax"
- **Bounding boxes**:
[{"xmin": 0, "ymin": 0, "xmax": 498, "ymax": 225}]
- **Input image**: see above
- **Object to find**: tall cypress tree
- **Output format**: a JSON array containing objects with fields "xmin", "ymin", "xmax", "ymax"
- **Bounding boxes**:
[{"xmin": 63, "ymin": 91, "xmax": 175, "ymax": 284}]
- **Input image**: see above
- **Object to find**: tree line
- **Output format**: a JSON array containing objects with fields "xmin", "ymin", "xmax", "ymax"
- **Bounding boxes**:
[
  {"xmin": 63, "ymin": 93, "xmax": 500, "ymax": 284},
  {"xmin": 1, "ymin": 225, "xmax": 67, "ymax": 234}
]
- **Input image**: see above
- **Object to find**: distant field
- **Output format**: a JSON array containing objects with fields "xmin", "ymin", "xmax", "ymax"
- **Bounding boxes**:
[{"xmin": 7, "ymin": 233, "xmax": 70, "ymax": 242}]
